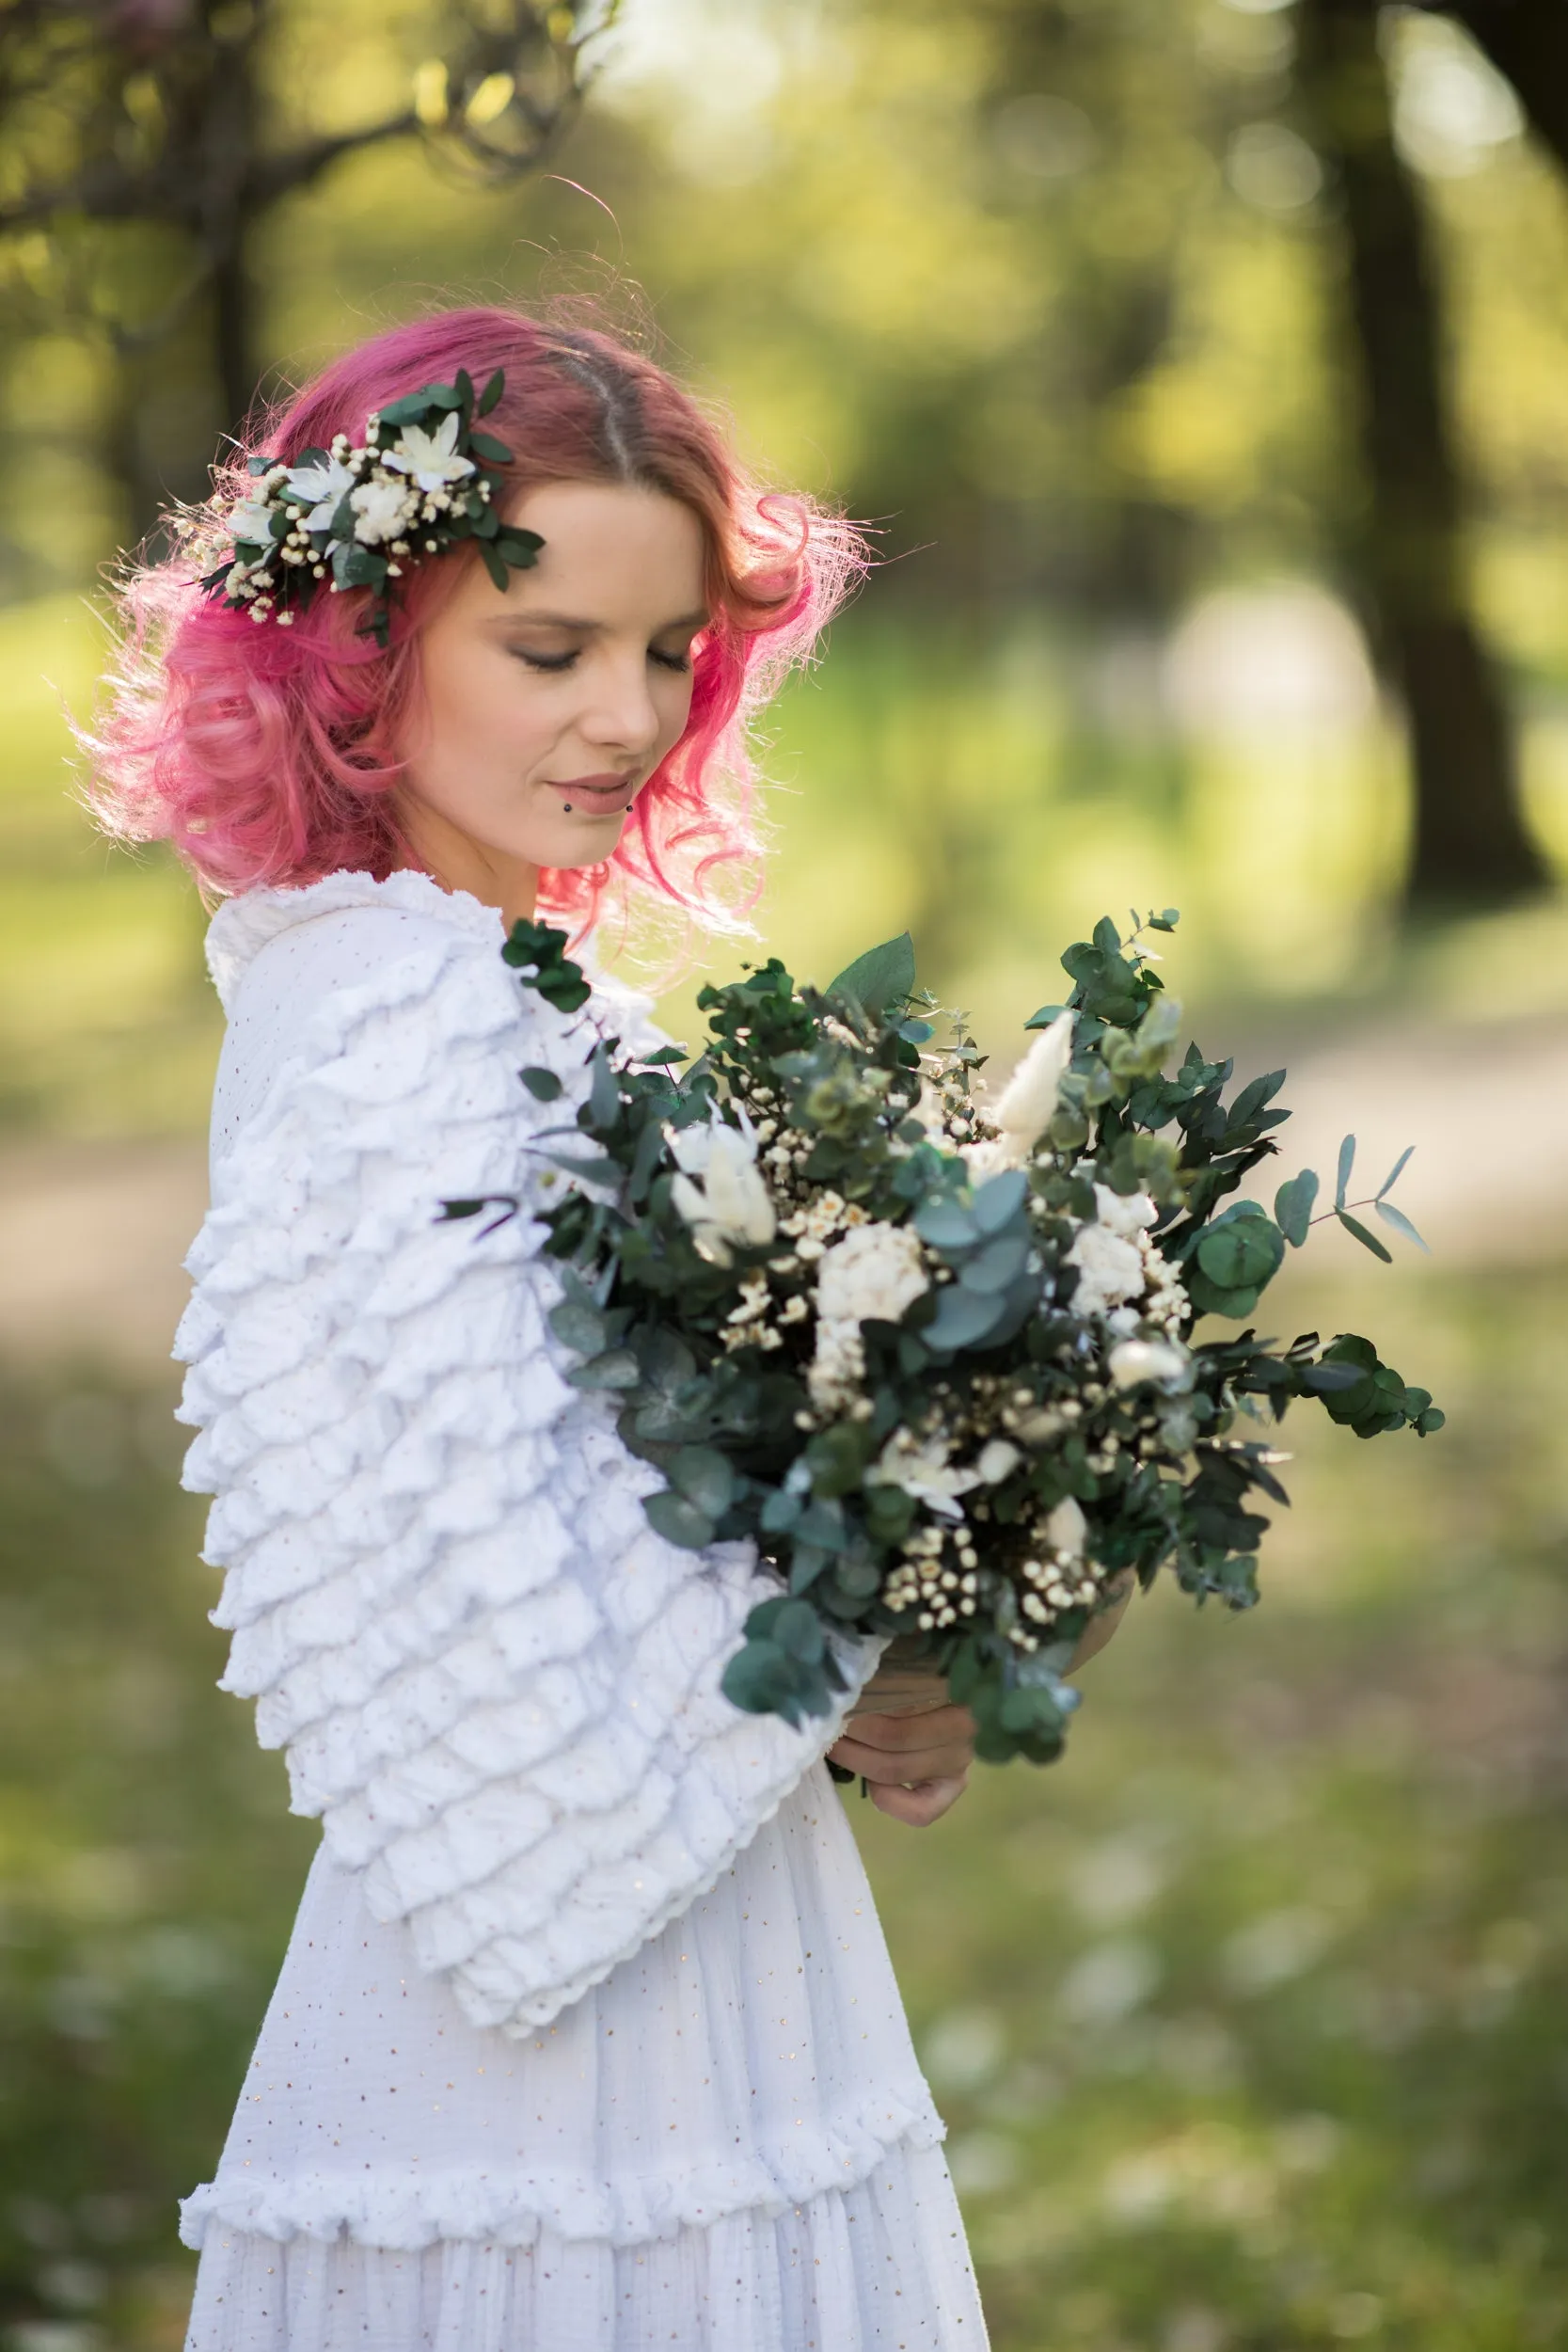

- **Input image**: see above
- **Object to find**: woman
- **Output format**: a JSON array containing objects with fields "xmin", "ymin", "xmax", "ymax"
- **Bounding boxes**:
[{"xmin": 90, "ymin": 306, "xmax": 994, "ymax": 2349}]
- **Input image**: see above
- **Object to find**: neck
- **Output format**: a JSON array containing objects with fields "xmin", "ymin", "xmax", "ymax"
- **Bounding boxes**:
[{"xmin": 392, "ymin": 802, "xmax": 539, "ymax": 932}]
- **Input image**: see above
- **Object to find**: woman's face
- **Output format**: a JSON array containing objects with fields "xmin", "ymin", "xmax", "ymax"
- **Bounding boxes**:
[{"xmin": 392, "ymin": 478, "xmax": 707, "ymax": 908}]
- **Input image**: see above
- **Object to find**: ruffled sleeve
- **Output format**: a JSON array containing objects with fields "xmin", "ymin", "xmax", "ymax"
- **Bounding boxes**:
[{"xmin": 176, "ymin": 880, "xmax": 882, "ymax": 2036}]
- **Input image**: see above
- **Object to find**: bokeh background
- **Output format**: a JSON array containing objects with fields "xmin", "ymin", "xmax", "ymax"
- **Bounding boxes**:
[{"xmin": 3, "ymin": 1, "xmax": 1568, "ymax": 2345}]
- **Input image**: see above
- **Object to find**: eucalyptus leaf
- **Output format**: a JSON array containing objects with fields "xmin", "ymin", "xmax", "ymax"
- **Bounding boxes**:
[
  {"xmin": 958, "ymin": 1232, "xmax": 1032, "ymax": 1294},
  {"xmin": 914, "ymin": 1199, "xmax": 979, "ymax": 1252},
  {"xmin": 1336, "ymin": 1208, "xmax": 1394, "ymax": 1263},
  {"xmin": 720, "ymin": 1636, "xmax": 793, "ymax": 1712},
  {"xmin": 971, "ymin": 1170, "xmax": 1029, "ymax": 1235},
  {"xmin": 643, "ymin": 1490, "xmax": 717, "ymax": 1550},
  {"xmin": 1274, "ymin": 1168, "xmax": 1319, "ymax": 1248},
  {"xmin": 567, "ymin": 1348, "xmax": 641, "ymax": 1391},
  {"xmin": 547, "ymin": 1299, "xmax": 608, "ymax": 1355},
  {"xmin": 923, "ymin": 1285, "xmax": 1006, "ymax": 1350},
  {"xmin": 771, "ymin": 1599, "xmax": 826, "ymax": 1665},
  {"xmin": 826, "ymin": 933, "xmax": 916, "ymax": 1018},
  {"xmin": 1335, "ymin": 1134, "xmax": 1356, "ymax": 1211},
  {"xmin": 1376, "ymin": 1145, "xmax": 1416, "ymax": 1200},
  {"xmin": 669, "ymin": 1445, "xmax": 736, "ymax": 1519},
  {"xmin": 1374, "ymin": 1198, "xmax": 1430, "ymax": 1254},
  {"xmin": 1196, "ymin": 1215, "xmax": 1283, "ymax": 1289}
]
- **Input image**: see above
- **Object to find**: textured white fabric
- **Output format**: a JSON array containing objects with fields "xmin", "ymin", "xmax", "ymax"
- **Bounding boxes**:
[
  {"xmin": 177, "ymin": 870, "xmax": 891, "ymax": 2040},
  {"xmin": 185, "ymin": 2145, "xmax": 983, "ymax": 2352},
  {"xmin": 176, "ymin": 870, "xmax": 987, "ymax": 2349},
  {"xmin": 181, "ymin": 1778, "xmax": 952, "ymax": 2250}
]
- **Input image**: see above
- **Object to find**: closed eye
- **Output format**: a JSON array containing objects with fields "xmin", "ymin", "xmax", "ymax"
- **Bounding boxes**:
[
  {"xmin": 510, "ymin": 646, "xmax": 691, "ymax": 675},
  {"xmin": 512, "ymin": 646, "xmax": 578, "ymax": 674}
]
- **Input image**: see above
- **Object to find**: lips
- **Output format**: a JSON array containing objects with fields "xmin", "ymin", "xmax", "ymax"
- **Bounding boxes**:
[{"xmin": 547, "ymin": 771, "xmax": 638, "ymax": 810}]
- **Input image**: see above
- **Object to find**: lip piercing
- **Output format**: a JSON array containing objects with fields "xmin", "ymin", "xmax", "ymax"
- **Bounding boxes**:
[{"xmin": 562, "ymin": 803, "xmax": 572, "ymax": 813}]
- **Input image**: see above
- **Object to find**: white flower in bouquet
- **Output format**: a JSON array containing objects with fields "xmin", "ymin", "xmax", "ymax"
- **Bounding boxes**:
[
  {"xmin": 815, "ymin": 1223, "xmax": 928, "ymax": 1327},
  {"xmin": 874, "ymin": 1426, "xmax": 982, "ymax": 1519},
  {"xmin": 984, "ymin": 1010, "xmax": 1075, "ymax": 1166},
  {"xmin": 669, "ymin": 1116, "xmax": 776, "ymax": 1263},
  {"xmin": 1108, "ymin": 1337, "xmax": 1191, "ymax": 1391},
  {"xmin": 976, "ymin": 1438, "xmax": 1022, "ymax": 1484},
  {"xmin": 1092, "ymin": 1184, "xmax": 1158, "ymax": 1241},
  {"xmin": 808, "ymin": 1318, "xmax": 866, "ymax": 1412},
  {"xmin": 1044, "ymin": 1495, "xmax": 1088, "ymax": 1558},
  {"xmin": 807, "ymin": 1223, "xmax": 928, "ymax": 1409},
  {"xmin": 1067, "ymin": 1221, "xmax": 1146, "ymax": 1318},
  {"xmin": 349, "ymin": 477, "xmax": 414, "ymax": 544}
]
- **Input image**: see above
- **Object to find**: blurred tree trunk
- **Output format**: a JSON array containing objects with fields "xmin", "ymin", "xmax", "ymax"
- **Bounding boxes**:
[
  {"xmin": 1436, "ymin": 1, "xmax": 1568, "ymax": 176},
  {"xmin": 206, "ymin": 25, "xmax": 263, "ymax": 442},
  {"xmin": 1296, "ymin": 0, "xmax": 1550, "ymax": 911}
]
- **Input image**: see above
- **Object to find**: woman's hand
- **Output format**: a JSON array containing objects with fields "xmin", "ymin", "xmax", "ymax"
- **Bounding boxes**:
[
  {"xmin": 826, "ymin": 1705, "xmax": 976, "ymax": 1825},
  {"xmin": 828, "ymin": 1659, "xmax": 976, "ymax": 1826},
  {"xmin": 828, "ymin": 1575, "xmax": 1136, "ymax": 1826}
]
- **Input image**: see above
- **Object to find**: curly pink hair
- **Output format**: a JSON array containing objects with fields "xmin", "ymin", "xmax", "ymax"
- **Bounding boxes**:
[{"xmin": 86, "ymin": 307, "xmax": 865, "ymax": 934}]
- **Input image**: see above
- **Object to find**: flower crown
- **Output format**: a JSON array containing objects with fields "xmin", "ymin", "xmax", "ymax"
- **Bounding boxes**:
[{"xmin": 202, "ymin": 368, "xmax": 543, "ymax": 646}]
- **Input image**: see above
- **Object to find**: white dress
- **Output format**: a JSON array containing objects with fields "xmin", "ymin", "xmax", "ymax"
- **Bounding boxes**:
[{"xmin": 173, "ymin": 869, "xmax": 989, "ymax": 2352}]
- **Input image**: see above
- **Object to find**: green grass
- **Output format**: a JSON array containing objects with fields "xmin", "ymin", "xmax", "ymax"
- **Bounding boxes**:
[{"xmin": 1, "ymin": 1260, "xmax": 1565, "ymax": 2349}]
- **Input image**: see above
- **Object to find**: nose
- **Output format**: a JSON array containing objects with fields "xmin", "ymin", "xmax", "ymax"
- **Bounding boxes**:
[{"xmin": 579, "ymin": 645, "xmax": 663, "ymax": 762}]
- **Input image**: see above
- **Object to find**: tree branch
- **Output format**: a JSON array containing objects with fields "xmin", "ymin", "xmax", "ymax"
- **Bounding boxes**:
[{"xmin": 240, "ymin": 107, "xmax": 420, "ymax": 211}]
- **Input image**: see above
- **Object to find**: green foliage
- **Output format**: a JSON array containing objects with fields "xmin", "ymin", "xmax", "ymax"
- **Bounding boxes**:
[
  {"xmin": 827, "ymin": 931, "xmax": 918, "ymax": 1019},
  {"xmin": 499, "ymin": 918, "xmax": 592, "ymax": 1012},
  {"xmin": 461, "ymin": 907, "xmax": 1439, "ymax": 1770},
  {"xmin": 206, "ymin": 371, "xmax": 543, "ymax": 644}
]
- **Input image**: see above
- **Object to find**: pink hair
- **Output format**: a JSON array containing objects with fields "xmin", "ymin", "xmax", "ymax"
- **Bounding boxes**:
[{"xmin": 86, "ymin": 307, "xmax": 866, "ymax": 936}]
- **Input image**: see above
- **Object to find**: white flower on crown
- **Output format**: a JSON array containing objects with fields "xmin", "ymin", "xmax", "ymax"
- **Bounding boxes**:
[
  {"xmin": 286, "ymin": 455, "xmax": 356, "ymax": 533},
  {"xmin": 349, "ymin": 477, "xmax": 415, "ymax": 545},
  {"xmin": 384, "ymin": 413, "xmax": 477, "ymax": 492},
  {"xmin": 230, "ymin": 499, "xmax": 278, "ymax": 548}
]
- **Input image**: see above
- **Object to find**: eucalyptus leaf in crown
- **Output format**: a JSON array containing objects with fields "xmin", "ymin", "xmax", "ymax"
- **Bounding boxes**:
[
  {"xmin": 202, "ymin": 368, "xmax": 543, "ymax": 645},
  {"xmin": 444, "ymin": 912, "xmax": 1442, "ymax": 1771}
]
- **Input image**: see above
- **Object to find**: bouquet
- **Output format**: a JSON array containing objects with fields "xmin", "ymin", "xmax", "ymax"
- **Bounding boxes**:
[{"xmin": 444, "ymin": 910, "xmax": 1441, "ymax": 1769}]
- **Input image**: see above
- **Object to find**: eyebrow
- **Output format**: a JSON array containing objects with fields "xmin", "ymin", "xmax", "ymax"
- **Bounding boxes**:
[{"xmin": 491, "ymin": 609, "xmax": 709, "ymax": 633}]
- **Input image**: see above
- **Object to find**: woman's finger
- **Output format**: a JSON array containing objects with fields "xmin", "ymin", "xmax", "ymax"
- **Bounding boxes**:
[
  {"xmin": 866, "ymin": 1770, "xmax": 971, "ymax": 1827},
  {"xmin": 827, "ymin": 1729, "xmax": 974, "ymax": 1784},
  {"xmin": 827, "ymin": 1701, "xmax": 977, "ymax": 1788},
  {"xmin": 841, "ymin": 1701, "xmax": 976, "ymax": 1754}
]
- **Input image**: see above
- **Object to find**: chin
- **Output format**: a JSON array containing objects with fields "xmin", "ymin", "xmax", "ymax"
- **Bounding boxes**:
[{"xmin": 541, "ymin": 816, "xmax": 629, "ymax": 869}]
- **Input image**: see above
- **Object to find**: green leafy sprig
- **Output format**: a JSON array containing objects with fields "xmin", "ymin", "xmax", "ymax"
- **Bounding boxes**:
[
  {"xmin": 202, "ymin": 368, "xmax": 543, "ymax": 645},
  {"xmin": 443, "ymin": 909, "xmax": 1443, "ymax": 1769}
]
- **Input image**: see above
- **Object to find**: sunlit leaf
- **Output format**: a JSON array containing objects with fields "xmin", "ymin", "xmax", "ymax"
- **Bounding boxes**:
[{"xmin": 1374, "ymin": 1199, "xmax": 1430, "ymax": 1253}]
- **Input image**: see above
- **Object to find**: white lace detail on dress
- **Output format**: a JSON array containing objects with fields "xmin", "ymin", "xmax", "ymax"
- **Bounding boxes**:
[{"xmin": 175, "ymin": 872, "xmax": 884, "ymax": 2038}]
